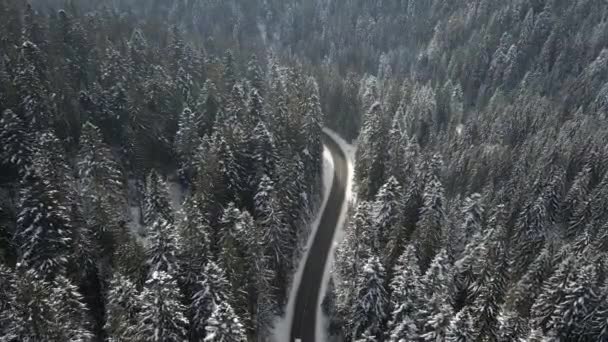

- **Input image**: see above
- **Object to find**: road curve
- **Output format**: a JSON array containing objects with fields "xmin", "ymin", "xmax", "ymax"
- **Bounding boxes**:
[{"xmin": 290, "ymin": 131, "xmax": 349, "ymax": 342}]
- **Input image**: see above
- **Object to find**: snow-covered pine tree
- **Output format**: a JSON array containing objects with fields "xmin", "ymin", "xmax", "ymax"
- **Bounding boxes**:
[
  {"xmin": 254, "ymin": 175, "xmax": 290, "ymax": 276},
  {"xmin": 503, "ymin": 246, "xmax": 554, "ymax": 319},
  {"xmin": 219, "ymin": 203, "xmax": 246, "ymax": 303},
  {"xmin": 545, "ymin": 262, "xmax": 599, "ymax": 340},
  {"xmin": 351, "ymin": 255, "xmax": 388, "ymax": 340},
  {"xmin": 496, "ymin": 308, "xmax": 530, "ymax": 342},
  {"xmin": 78, "ymin": 121, "xmax": 125, "ymax": 253},
  {"xmin": 445, "ymin": 307, "xmax": 476, "ymax": 342},
  {"xmin": 247, "ymin": 54, "xmax": 264, "ymax": 96},
  {"xmin": 1, "ymin": 269, "xmax": 93, "ymax": 341},
  {"xmin": 417, "ymin": 250, "xmax": 454, "ymax": 342},
  {"xmin": 143, "ymin": 170, "xmax": 174, "ymax": 227},
  {"xmin": 414, "ymin": 175, "xmax": 446, "ymax": 271},
  {"xmin": 177, "ymin": 196, "xmax": 211, "ymax": 296},
  {"xmin": 15, "ymin": 41, "xmax": 52, "ymax": 130},
  {"xmin": 388, "ymin": 245, "xmax": 421, "ymax": 341},
  {"xmin": 373, "ymin": 176, "xmax": 403, "ymax": 262},
  {"xmin": 385, "ymin": 109, "xmax": 408, "ymax": 184},
  {"xmin": 16, "ymin": 134, "xmax": 75, "ymax": 278},
  {"xmin": 191, "ymin": 261, "xmax": 231, "ymax": 340},
  {"xmin": 49, "ymin": 275, "xmax": 94, "ymax": 341},
  {"xmin": 105, "ymin": 273, "xmax": 142, "ymax": 341},
  {"xmin": 355, "ymin": 102, "xmax": 387, "ymax": 199},
  {"xmin": 249, "ymin": 121, "xmax": 278, "ymax": 186},
  {"xmin": 204, "ymin": 301, "xmax": 247, "ymax": 342},
  {"xmin": 175, "ymin": 107, "xmax": 201, "ymax": 181},
  {"xmin": 301, "ymin": 77, "xmax": 324, "ymax": 191},
  {"xmin": 137, "ymin": 270, "xmax": 187, "ymax": 342},
  {"xmin": 530, "ymin": 255, "xmax": 577, "ymax": 332},
  {"xmin": 0, "ymin": 109, "xmax": 33, "ymax": 173},
  {"xmin": 146, "ymin": 217, "xmax": 180, "ymax": 277}
]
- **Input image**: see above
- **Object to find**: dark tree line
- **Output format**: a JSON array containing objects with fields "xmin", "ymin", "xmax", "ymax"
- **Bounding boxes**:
[{"xmin": 0, "ymin": 1, "xmax": 324, "ymax": 341}]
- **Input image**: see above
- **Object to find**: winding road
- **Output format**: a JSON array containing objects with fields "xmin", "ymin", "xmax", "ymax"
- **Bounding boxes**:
[{"xmin": 290, "ymin": 132, "xmax": 349, "ymax": 342}]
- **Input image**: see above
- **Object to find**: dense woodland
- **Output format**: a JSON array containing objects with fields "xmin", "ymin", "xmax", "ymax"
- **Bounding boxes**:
[
  {"xmin": 0, "ymin": 0, "xmax": 325, "ymax": 341},
  {"xmin": 322, "ymin": 0, "xmax": 608, "ymax": 341},
  {"xmin": 2, "ymin": 0, "xmax": 608, "ymax": 341}
]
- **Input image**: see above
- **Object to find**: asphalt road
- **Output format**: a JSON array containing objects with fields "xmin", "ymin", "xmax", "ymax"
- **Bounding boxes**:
[{"xmin": 290, "ymin": 132, "xmax": 348, "ymax": 342}]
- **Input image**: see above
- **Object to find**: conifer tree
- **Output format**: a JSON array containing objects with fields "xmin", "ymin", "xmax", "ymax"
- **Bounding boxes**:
[
  {"xmin": 105, "ymin": 273, "xmax": 141, "ymax": 341},
  {"xmin": 146, "ymin": 218, "xmax": 180, "ymax": 277},
  {"xmin": 445, "ymin": 307, "xmax": 476, "ymax": 342},
  {"xmin": 204, "ymin": 301, "xmax": 247, "ymax": 342},
  {"xmin": 137, "ymin": 271, "xmax": 187, "ymax": 342},
  {"xmin": 350, "ymin": 255, "xmax": 388, "ymax": 340},
  {"xmin": 415, "ymin": 176, "xmax": 446, "ymax": 271},
  {"xmin": 388, "ymin": 245, "xmax": 421, "ymax": 341},
  {"xmin": 143, "ymin": 171, "xmax": 174, "ymax": 226}
]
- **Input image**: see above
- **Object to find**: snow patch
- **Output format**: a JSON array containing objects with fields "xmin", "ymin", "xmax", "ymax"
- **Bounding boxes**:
[{"xmin": 271, "ymin": 145, "xmax": 335, "ymax": 342}]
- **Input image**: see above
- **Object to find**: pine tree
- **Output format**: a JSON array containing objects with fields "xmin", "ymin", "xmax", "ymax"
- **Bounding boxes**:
[
  {"xmin": 385, "ymin": 110, "xmax": 408, "ymax": 183},
  {"xmin": 175, "ymin": 107, "xmax": 201, "ymax": 181},
  {"xmin": 351, "ymin": 255, "xmax": 388, "ymax": 340},
  {"xmin": 137, "ymin": 271, "xmax": 187, "ymax": 342},
  {"xmin": 15, "ymin": 41, "xmax": 52, "ymax": 130},
  {"xmin": 49, "ymin": 275, "xmax": 94, "ymax": 341},
  {"xmin": 355, "ymin": 102, "xmax": 387, "ymax": 199},
  {"xmin": 143, "ymin": 171, "xmax": 174, "ymax": 226},
  {"xmin": 417, "ymin": 250, "xmax": 454, "ymax": 342},
  {"xmin": 373, "ymin": 176, "xmax": 402, "ymax": 258},
  {"xmin": 105, "ymin": 273, "xmax": 141, "ymax": 341},
  {"xmin": 388, "ymin": 245, "xmax": 421, "ymax": 341},
  {"xmin": 415, "ymin": 175, "xmax": 446, "ymax": 271},
  {"xmin": 16, "ymin": 134, "xmax": 74, "ymax": 277},
  {"xmin": 247, "ymin": 54, "xmax": 264, "ymax": 96},
  {"xmin": 250, "ymin": 121, "xmax": 277, "ymax": 185},
  {"xmin": 191, "ymin": 261, "xmax": 231, "ymax": 340},
  {"xmin": 1, "ymin": 269, "xmax": 93, "ymax": 341},
  {"xmin": 0, "ymin": 109, "xmax": 33, "ymax": 172},
  {"xmin": 445, "ymin": 307, "xmax": 476, "ymax": 342},
  {"xmin": 146, "ymin": 218, "xmax": 180, "ymax": 277},
  {"xmin": 177, "ymin": 197, "xmax": 211, "ymax": 295},
  {"xmin": 254, "ymin": 175, "xmax": 289, "ymax": 268},
  {"xmin": 546, "ymin": 263, "xmax": 599, "ymax": 340},
  {"xmin": 497, "ymin": 308, "xmax": 529, "ymax": 342},
  {"xmin": 530, "ymin": 255, "xmax": 577, "ymax": 332},
  {"xmin": 204, "ymin": 301, "xmax": 247, "ymax": 342},
  {"xmin": 78, "ymin": 121, "xmax": 125, "ymax": 253}
]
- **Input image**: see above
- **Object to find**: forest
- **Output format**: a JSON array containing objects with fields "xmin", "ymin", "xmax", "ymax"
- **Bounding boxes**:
[{"xmin": 1, "ymin": 0, "xmax": 608, "ymax": 341}]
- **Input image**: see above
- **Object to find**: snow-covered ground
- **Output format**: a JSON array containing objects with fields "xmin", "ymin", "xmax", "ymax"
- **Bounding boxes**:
[
  {"xmin": 271, "ymin": 145, "xmax": 335, "ymax": 342},
  {"xmin": 317, "ymin": 128, "xmax": 356, "ymax": 342}
]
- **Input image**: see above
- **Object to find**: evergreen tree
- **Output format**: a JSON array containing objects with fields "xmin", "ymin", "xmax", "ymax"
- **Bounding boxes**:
[
  {"xmin": 545, "ymin": 263, "xmax": 599, "ymax": 340},
  {"xmin": 0, "ymin": 109, "xmax": 33, "ymax": 172},
  {"xmin": 204, "ymin": 301, "xmax": 247, "ymax": 342},
  {"xmin": 15, "ymin": 133, "xmax": 74, "ymax": 278},
  {"xmin": 415, "ymin": 175, "xmax": 446, "ymax": 271},
  {"xmin": 105, "ymin": 273, "xmax": 141, "ymax": 341},
  {"xmin": 417, "ymin": 250, "xmax": 454, "ymax": 342},
  {"xmin": 388, "ymin": 245, "xmax": 421, "ymax": 341},
  {"xmin": 137, "ymin": 271, "xmax": 187, "ymax": 342},
  {"xmin": 146, "ymin": 218, "xmax": 180, "ymax": 277},
  {"xmin": 351, "ymin": 255, "xmax": 388, "ymax": 340},
  {"xmin": 143, "ymin": 171, "xmax": 174, "ymax": 226},
  {"xmin": 191, "ymin": 261, "xmax": 231, "ymax": 340},
  {"xmin": 445, "ymin": 307, "xmax": 476, "ymax": 342}
]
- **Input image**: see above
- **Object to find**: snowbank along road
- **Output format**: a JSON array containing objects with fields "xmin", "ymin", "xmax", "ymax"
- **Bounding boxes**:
[{"xmin": 290, "ymin": 131, "xmax": 348, "ymax": 342}]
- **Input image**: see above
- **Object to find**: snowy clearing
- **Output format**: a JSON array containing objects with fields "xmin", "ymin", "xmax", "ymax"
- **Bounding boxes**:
[{"xmin": 271, "ymin": 144, "xmax": 335, "ymax": 342}]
